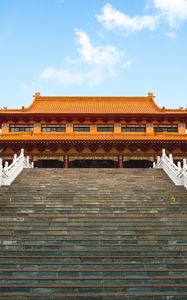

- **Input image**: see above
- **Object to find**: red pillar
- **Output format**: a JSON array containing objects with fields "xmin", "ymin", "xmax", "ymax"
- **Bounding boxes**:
[
  {"xmin": 118, "ymin": 155, "xmax": 123, "ymax": 168},
  {"xmin": 64, "ymin": 155, "xmax": 69, "ymax": 168}
]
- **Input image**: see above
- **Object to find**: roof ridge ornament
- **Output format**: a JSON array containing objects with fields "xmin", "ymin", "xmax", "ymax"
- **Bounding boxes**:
[
  {"xmin": 34, "ymin": 92, "xmax": 41, "ymax": 98},
  {"xmin": 147, "ymin": 92, "xmax": 155, "ymax": 98}
]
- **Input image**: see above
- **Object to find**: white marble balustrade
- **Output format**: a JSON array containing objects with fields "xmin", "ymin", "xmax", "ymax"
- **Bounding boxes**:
[
  {"xmin": 153, "ymin": 149, "xmax": 187, "ymax": 190},
  {"xmin": 0, "ymin": 149, "xmax": 34, "ymax": 186}
]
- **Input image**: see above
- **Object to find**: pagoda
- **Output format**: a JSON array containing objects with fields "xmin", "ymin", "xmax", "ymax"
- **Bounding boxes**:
[{"xmin": 0, "ymin": 92, "xmax": 187, "ymax": 168}]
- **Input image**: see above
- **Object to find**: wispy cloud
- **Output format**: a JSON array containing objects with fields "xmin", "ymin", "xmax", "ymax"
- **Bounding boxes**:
[
  {"xmin": 154, "ymin": 0, "xmax": 187, "ymax": 27},
  {"xmin": 166, "ymin": 31, "xmax": 177, "ymax": 39},
  {"xmin": 96, "ymin": 0, "xmax": 187, "ymax": 35},
  {"xmin": 41, "ymin": 67, "xmax": 84, "ymax": 85},
  {"xmin": 40, "ymin": 30, "xmax": 129, "ymax": 86},
  {"xmin": 75, "ymin": 29, "xmax": 123, "ymax": 66},
  {"xmin": 96, "ymin": 3, "xmax": 159, "ymax": 33}
]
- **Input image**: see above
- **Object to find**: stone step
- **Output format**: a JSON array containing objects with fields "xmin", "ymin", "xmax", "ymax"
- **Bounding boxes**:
[
  {"xmin": 1, "ymin": 234, "xmax": 187, "ymax": 241},
  {"xmin": 0, "ymin": 283, "xmax": 187, "ymax": 293},
  {"xmin": 1, "ymin": 261, "xmax": 187, "ymax": 268},
  {"xmin": 1, "ymin": 227, "xmax": 187, "ymax": 233},
  {"xmin": 1, "ymin": 232, "xmax": 187, "ymax": 239},
  {"xmin": 0, "ymin": 168, "xmax": 187, "ymax": 299},
  {"xmin": 2, "ymin": 205, "xmax": 187, "ymax": 209},
  {"xmin": 1, "ymin": 277, "xmax": 187, "ymax": 286},
  {"xmin": 0, "ymin": 224, "xmax": 187, "ymax": 230},
  {"xmin": 1, "ymin": 215, "xmax": 187, "ymax": 219},
  {"xmin": 1, "ymin": 242, "xmax": 187, "ymax": 249},
  {"xmin": 1, "ymin": 246, "xmax": 187, "ymax": 252},
  {"xmin": 0, "ymin": 255, "xmax": 186, "ymax": 262},
  {"xmin": 0, "ymin": 292, "xmax": 187, "ymax": 300},
  {"xmin": 1, "ymin": 247, "xmax": 186, "ymax": 251},
  {"xmin": 1, "ymin": 269, "xmax": 187, "ymax": 278}
]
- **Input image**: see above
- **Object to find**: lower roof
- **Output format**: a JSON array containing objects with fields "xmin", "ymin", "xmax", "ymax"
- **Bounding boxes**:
[{"xmin": 1, "ymin": 133, "xmax": 187, "ymax": 142}]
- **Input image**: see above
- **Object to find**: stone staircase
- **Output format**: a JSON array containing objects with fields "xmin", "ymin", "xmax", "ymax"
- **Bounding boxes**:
[{"xmin": 0, "ymin": 168, "xmax": 187, "ymax": 300}]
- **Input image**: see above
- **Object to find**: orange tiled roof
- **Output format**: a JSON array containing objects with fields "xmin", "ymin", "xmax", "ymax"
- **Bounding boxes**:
[
  {"xmin": 0, "ymin": 93, "xmax": 187, "ymax": 115},
  {"xmin": 1, "ymin": 133, "xmax": 187, "ymax": 142}
]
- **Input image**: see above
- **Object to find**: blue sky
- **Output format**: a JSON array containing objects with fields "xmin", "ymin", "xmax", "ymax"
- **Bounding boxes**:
[{"xmin": 0, "ymin": 0, "xmax": 187, "ymax": 108}]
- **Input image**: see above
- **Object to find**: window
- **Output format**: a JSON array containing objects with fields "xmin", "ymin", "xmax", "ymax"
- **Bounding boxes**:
[
  {"xmin": 154, "ymin": 125, "xmax": 178, "ymax": 133},
  {"xmin": 73, "ymin": 124, "xmax": 90, "ymax": 132},
  {"xmin": 42, "ymin": 125, "xmax": 66, "ymax": 132},
  {"xmin": 10, "ymin": 124, "xmax": 33, "ymax": 132},
  {"xmin": 121, "ymin": 125, "xmax": 146, "ymax": 132},
  {"xmin": 97, "ymin": 125, "xmax": 114, "ymax": 132}
]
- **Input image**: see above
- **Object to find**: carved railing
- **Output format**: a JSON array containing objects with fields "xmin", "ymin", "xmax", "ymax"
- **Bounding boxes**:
[
  {"xmin": 0, "ymin": 149, "xmax": 34, "ymax": 186},
  {"xmin": 153, "ymin": 149, "xmax": 187, "ymax": 189}
]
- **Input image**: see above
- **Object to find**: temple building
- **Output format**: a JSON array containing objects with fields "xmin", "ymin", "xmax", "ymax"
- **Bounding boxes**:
[{"xmin": 0, "ymin": 92, "xmax": 187, "ymax": 168}]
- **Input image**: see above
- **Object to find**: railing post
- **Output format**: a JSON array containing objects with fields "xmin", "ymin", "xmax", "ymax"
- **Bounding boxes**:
[
  {"xmin": 31, "ymin": 162, "xmax": 34, "ymax": 168},
  {"xmin": 20, "ymin": 149, "xmax": 24, "ymax": 157},
  {"xmin": 13, "ymin": 154, "xmax": 17, "ymax": 163},
  {"xmin": 26, "ymin": 156, "xmax": 30, "ymax": 163},
  {"xmin": 183, "ymin": 159, "xmax": 187, "ymax": 171},
  {"xmin": 177, "ymin": 161, "xmax": 182, "ymax": 172},
  {"xmin": 162, "ymin": 149, "xmax": 166, "ymax": 157},
  {"xmin": 4, "ymin": 161, "xmax": 9, "ymax": 172},
  {"xmin": 157, "ymin": 156, "xmax": 160, "ymax": 163},
  {"xmin": 169, "ymin": 153, "xmax": 173, "ymax": 163}
]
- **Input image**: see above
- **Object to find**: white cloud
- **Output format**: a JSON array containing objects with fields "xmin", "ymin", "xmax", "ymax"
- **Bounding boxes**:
[
  {"xmin": 40, "ymin": 30, "xmax": 129, "ymax": 86},
  {"xmin": 97, "ymin": 1, "xmax": 187, "ymax": 35},
  {"xmin": 154, "ymin": 0, "xmax": 187, "ymax": 27},
  {"xmin": 96, "ymin": 3, "xmax": 159, "ymax": 33},
  {"xmin": 75, "ymin": 29, "xmax": 123, "ymax": 66}
]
